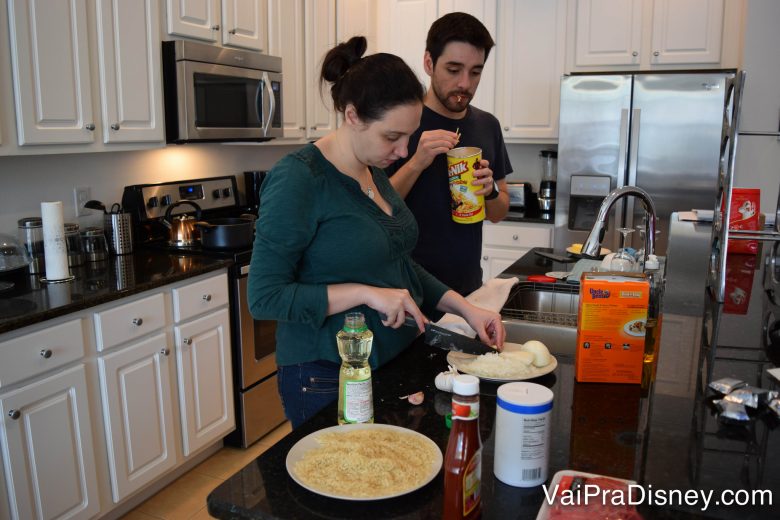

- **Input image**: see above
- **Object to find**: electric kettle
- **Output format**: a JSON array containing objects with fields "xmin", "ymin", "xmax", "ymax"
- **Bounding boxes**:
[{"xmin": 162, "ymin": 201, "xmax": 202, "ymax": 246}]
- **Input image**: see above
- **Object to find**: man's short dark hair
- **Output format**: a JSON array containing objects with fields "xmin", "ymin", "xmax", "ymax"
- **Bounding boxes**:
[{"xmin": 426, "ymin": 12, "xmax": 495, "ymax": 66}]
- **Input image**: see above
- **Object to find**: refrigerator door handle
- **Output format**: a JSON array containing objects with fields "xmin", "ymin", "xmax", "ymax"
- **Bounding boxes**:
[
  {"xmin": 624, "ymin": 108, "xmax": 642, "ymax": 233},
  {"xmin": 616, "ymin": 109, "xmax": 630, "ymax": 189}
]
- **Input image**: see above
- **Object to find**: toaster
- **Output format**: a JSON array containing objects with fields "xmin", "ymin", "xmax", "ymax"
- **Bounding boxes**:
[{"xmin": 506, "ymin": 182, "xmax": 532, "ymax": 208}]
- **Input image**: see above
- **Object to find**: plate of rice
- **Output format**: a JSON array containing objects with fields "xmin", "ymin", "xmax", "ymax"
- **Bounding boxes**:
[
  {"xmin": 286, "ymin": 423, "xmax": 442, "ymax": 500},
  {"xmin": 446, "ymin": 341, "xmax": 558, "ymax": 382}
]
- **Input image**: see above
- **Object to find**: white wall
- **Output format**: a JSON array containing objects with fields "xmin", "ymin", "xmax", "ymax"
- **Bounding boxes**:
[
  {"xmin": 734, "ymin": 0, "xmax": 780, "ymax": 219},
  {"xmin": 0, "ymin": 144, "xmax": 300, "ymax": 232},
  {"xmin": 0, "ymin": 142, "xmax": 549, "ymax": 233}
]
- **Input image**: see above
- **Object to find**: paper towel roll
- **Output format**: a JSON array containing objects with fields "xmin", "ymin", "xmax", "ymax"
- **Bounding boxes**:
[{"xmin": 41, "ymin": 201, "xmax": 70, "ymax": 280}]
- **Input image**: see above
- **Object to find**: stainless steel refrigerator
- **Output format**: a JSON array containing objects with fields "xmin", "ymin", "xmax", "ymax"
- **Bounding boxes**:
[{"xmin": 553, "ymin": 72, "xmax": 736, "ymax": 256}]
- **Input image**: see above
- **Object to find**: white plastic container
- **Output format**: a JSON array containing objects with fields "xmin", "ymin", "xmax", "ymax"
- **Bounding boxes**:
[{"xmin": 494, "ymin": 382, "xmax": 553, "ymax": 487}]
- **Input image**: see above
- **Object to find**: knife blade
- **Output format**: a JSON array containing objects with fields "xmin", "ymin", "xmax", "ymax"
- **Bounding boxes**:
[{"xmin": 381, "ymin": 313, "xmax": 496, "ymax": 355}]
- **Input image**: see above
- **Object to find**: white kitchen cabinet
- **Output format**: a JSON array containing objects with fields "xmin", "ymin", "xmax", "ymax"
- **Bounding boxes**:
[
  {"xmin": 175, "ymin": 308, "xmax": 235, "ymax": 456},
  {"xmin": 7, "ymin": 0, "xmax": 95, "ymax": 145},
  {"xmin": 6, "ymin": 0, "xmax": 165, "ymax": 149},
  {"xmin": 0, "ymin": 365, "xmax": 100, "ymax": 520},
  {"xmin": 568, "ymin": 0, "xmax": 742, "ymax": 71},
  {"xmin": 96, "ymin": 0, "xmax": 165, "ymax": 143},
  {"xmin": 267, "ymin": 0, "xmax": 336, "ymax": 140},
  {"xmin": 166, "ymin": 0, "xmax": 267, "ymax": 51},
  {"xmin": 495, "ymin": 0, "xmax": 566, "ymax": 141},
  {"xmin": 98, "ymin": 333, "xmax": 178, "ymax": 503},
  {"xmin": 481, "ymin": 221, "xmax": 553, "ymax": 281}
]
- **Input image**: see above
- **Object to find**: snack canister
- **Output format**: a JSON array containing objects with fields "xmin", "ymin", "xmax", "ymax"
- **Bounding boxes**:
[
  {"xmin": 494, "ymin": 382, "xmax": 553, "ymax": 487},
  {"xmin": 446, "ymin": 146, "xmax": 485, "ymax": 224}
]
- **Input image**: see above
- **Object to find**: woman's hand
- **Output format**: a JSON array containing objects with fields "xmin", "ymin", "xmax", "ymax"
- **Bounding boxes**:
[
  {"xmin": 365, "ymin": 287, "xmax": 427, "ymax": 332},
  {"xmin": 460, "ymin": 303, "xmax": 506, "ymax": 350}
]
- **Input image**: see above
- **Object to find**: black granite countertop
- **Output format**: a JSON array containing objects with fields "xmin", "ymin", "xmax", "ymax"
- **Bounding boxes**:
[
  {"xmin": 207, "ymin": 245, "xmax": 780, "ymax": 519},
  {"xmin": 0, "ymin": 250, "xmax": 232, "ymax": 334}
]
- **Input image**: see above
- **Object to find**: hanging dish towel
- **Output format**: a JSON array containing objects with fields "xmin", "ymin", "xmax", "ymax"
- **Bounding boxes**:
[{"xmin": 434, "ymin": 277, "xmax": 519, "ymax": 338}]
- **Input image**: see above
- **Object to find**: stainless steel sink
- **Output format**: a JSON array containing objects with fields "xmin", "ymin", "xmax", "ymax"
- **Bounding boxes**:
[
  {"xmin": 503, "ymin": 319, "xmax": 577, "ymax": 357},
  {"xmin": 501, "ymin": 281, "xmax": 579, "ymax": 356}
]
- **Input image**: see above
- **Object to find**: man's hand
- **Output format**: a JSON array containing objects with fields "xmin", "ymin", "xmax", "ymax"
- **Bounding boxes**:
[
  {"xmin": 470, "ymin": 159, "xmax": 494, "ymax": 196},
  {"xmin": 411, "ymin": 129, "xmax": 459, "ymax": 171}
]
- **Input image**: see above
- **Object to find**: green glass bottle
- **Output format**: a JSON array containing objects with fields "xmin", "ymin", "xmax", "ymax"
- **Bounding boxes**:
[{"xmin": 337, "ymin": 312, "xmax": 374, "ymax": 424}]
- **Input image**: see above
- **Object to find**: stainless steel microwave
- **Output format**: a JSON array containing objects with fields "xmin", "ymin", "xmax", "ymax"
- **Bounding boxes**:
[{"xmin": 162, "ymin": 40, "xmax": 283, "ymax": 143}]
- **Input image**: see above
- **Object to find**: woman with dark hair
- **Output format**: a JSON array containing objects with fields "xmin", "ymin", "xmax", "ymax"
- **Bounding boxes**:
[{"xmin": 248, "ymin": 36, "xmax": 505, "ymax": 428}]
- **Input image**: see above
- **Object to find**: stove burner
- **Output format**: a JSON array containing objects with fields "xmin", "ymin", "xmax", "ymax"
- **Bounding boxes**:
[{"xmin": 0, "ymin": 298, "xmax": 36, "ymax": 319}]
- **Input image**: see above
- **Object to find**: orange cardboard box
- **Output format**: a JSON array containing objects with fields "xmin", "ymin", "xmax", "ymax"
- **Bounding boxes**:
[{"xmin": 575, "ymin": 272, "xmax": 650, "ymax": 384}]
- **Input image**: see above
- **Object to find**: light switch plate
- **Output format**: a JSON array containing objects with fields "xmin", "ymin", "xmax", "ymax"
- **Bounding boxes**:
[{"xmin": 74, "ymin": 186, "xmax": 91, "ymax": 217}]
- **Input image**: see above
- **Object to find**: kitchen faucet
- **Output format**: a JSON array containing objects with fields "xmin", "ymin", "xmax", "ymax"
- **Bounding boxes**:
[{"xmin": 581, "ymin": 186, "xmax": 657, "ymax": 266}]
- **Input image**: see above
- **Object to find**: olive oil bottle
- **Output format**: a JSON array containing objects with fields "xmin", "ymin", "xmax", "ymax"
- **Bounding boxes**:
[{"xmin": 337, "ymin": 312, "xmax": 374, "ymax": 424}]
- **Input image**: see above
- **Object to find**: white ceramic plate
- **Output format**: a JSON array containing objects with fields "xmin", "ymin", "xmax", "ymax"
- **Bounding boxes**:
[
  {"xmin": 535, "ymin": 470, "xmax": 637, "ymax": 520},
  {"xmin": 623, "ymin": 320, "xmax": 646, "ymax": 337},
  {"xmin": 446, "ymin": 345, "xmax": 558, "ymax": 383},
  {"xmin": 286, "ymin": 423, "xmax": 442, "ymax": 501}
]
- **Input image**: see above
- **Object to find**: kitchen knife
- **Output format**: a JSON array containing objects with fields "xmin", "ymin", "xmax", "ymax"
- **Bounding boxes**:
[
  {"xmin": 534, "ymin": 250, "xmax": 575, "ymax": 263},
  {"xmin": 381, "ymin": 313, "xmax": 496, "ymax": 355}
]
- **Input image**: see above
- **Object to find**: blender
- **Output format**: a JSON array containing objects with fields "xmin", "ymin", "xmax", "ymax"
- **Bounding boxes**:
[{"xmin": 538, "ymin": 150, "xmax": 557, "ymax": 215}]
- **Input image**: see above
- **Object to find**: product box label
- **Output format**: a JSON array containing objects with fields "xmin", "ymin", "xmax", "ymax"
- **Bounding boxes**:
[
  {"xmin": 575, "ymin": 273, "xmax": 650, "ymax": 384},
  {"xmin": 724, "ymin": 188, "xmax": 760, "ymax": 254}
]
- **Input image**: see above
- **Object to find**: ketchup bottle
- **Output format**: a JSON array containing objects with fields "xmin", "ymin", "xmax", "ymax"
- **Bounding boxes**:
[{"xmin": 443, "ymin": 374, "xmax": 482, "ymax": 519}]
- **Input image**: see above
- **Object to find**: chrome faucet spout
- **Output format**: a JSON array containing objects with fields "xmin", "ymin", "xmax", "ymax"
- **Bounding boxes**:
[{"xmin": 581, "ymin": 186, "xmax": 657, "ymax": 263}]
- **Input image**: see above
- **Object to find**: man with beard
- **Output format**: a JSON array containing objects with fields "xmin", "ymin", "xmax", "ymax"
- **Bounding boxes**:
[{"xmin": 386, "ymin": 12, "xmax": 511, "ymax": 296}]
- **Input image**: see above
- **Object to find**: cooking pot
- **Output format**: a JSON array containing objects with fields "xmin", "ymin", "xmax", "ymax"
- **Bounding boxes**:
[
  {"xmin": 195, "ymin": 216, "xmax": 255, "ymax": 250},
  {"xmin": 162, "ymin": 201, "xmax": 202, "ymax": 246}
]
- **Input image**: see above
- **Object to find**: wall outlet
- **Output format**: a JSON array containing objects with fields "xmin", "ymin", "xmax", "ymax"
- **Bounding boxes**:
[{"xmin": 74, "ymin": 187, "xmax": 91, "ymax": 217}]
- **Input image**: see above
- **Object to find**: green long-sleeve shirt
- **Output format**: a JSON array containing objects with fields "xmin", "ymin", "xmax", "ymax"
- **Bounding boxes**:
[{"xmin": 248, "ymin": 144, "xmax": 449, "ymax": 369}]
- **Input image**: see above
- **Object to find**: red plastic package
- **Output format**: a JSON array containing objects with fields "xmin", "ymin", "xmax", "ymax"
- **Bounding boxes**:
[{"xmin": 724, "ymin": 188, "xmax": 760, "ymax": 254}]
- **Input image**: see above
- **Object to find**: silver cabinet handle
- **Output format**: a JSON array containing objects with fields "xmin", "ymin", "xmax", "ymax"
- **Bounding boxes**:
[
  {"xmin": 212, "ymin": 24, "xmax": 220, "ymax": 30},
  {"xmin": 503, "ymin": 126, "xmax": 509, "ymax": 131},
  {"xmin": 202, "ymin": 294, "xmax": 212, "ymax": 302},
  {"xmin": 512, "ymin": 234, "xmax": 518, "ymax": 240},
  {"xmin": 160, "ymin": 348, "xmax": 170, "ymax": 356},
  {"xmin": 653, "ymin": 51, "xmax": 659, "ymax": 57},
  {"xmin": 229, "ymin": 28, "xmax": 236, "ymax": 34},
  {"xmin": 85, "ymin": 123, "xmax": 95, "ymax": 131},
  {"xmin": 132, "ymin": 318, "xmax": 143, "ymax": 326},
  {"xmin": 310, "ymin": 126, "xmax": 317, "ymax": 130},
  {"xmin": 183, "ymin": 338, "xmax": 192, "ymax": 345},
  {"xmin": 111, "ymin": 123, "xmax": 120, "ymax": 130},
  {"xmin": 299, "ymin": 126, "xmax": 306, "ymax": 130},
  {"xmin": 8, "ymin": 410, "xmax": 20, "ymax": 420},
  {"xmin": 40, "ymin": 349, "xmax": 53, "ymax": 359},
  {"xmin": 483, "ymin": 255, "xmax": 488, "ymax": 261},
  {"xmin": 632, "ymin": 51, "xmax": 638, "ymax": 57}
]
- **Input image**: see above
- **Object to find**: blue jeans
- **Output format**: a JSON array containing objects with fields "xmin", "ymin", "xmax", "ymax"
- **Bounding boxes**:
[{"xmin": 277, "ymin": 360, "xmax": 339, "ymax": 429}]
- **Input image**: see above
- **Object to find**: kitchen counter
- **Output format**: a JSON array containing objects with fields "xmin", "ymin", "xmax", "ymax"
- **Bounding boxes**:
[
  {"xmin": 207, "ymin": 242, "xmax": 780, "ymax": 518},
  {"xmin": 0, "ymin": 250, "xmax": 232, "ymax": 334}
]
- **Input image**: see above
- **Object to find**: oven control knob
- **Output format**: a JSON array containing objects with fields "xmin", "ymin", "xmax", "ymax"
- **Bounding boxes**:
[
  {"xmin": 212, "ymin": 189, "xmax": 221, "ymax": 199},
  {"xmin": 147, "ymin": 196, "xmax": 159, "ymax": 208},
  {"xmin": 222, "ymin": 188, "xmax": 231, "ymax": 198},
  {"xmin": 161, "ymin": 195, "xmax": 172, "ymax": 207}
]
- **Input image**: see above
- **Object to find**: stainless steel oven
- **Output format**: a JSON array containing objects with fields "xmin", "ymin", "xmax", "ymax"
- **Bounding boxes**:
[
  {"xmin": 162, "ymin": 40, "xmax": 283, "ymax": 143},
  {"xmin": 230, "ymin": 263, "xmax": 286, "ymax": 447}
]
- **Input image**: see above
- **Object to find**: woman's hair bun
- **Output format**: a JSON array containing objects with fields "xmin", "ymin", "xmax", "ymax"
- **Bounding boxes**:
[{"xmin": 321, "ymin": 36, "xmax": 368, "ymax": 83}]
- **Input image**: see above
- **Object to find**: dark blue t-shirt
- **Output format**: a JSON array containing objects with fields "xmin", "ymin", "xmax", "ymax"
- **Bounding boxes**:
[{"xmin": 386, "ymin": 105, "xmax": 512, "ymax": 295}]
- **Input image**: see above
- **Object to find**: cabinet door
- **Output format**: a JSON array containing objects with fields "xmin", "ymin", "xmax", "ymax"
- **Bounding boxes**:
[
  {"xmin": 7, "ymin": 0, "xmax": 96, "ymax": 145},
  {"xmin": 337, "ymin": 0, "xmax": 377, "ymax": 54},
  {"xmin": 267, "ymin": 0, "xmax": 306, "ymax": 138},
  {"xmin": 98, "ymin": 333, "xmax": 178, "ymax": 503},
  {"xmin": 0, "ymin": 365, "xmax": 99, "ymax": 520},
  {"xmin": 573, "ymin": 0, "xmax": 642, "ymax": 67},
  {"xmin": 495, "ymin": 0, "xmax": 566, "ymax": 140},
  {"xmin": 376, "ymin": 0, "xmax": 437, "ymax": 85},
  {"xmin": 304, "ymin": 0, "xmax": 337, "ymax": 139},
  {"xmin": 650, "ymin": 0, "xmax": 723, "ymax": 65},
  {"xmin": 222, "ymin": 0, "xmax": 266, "ymax": 51},
  {"xmin": 96, "ymin": 0, "xmax": 164, "ymax": 144},
  {"xmin": 175, "ymin": 308, "xmax": 235, "ymax": 456},
  {"xmin": 437, "ymin": 0, "xmax": 497, "ymax": 115},
  {"xmin": 481, "ymin": 247, "xmax": 525, "ymax": 281},
  {"xmin": 166, "ymin": 0, "xmax": 220, "ymax": 42}
]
